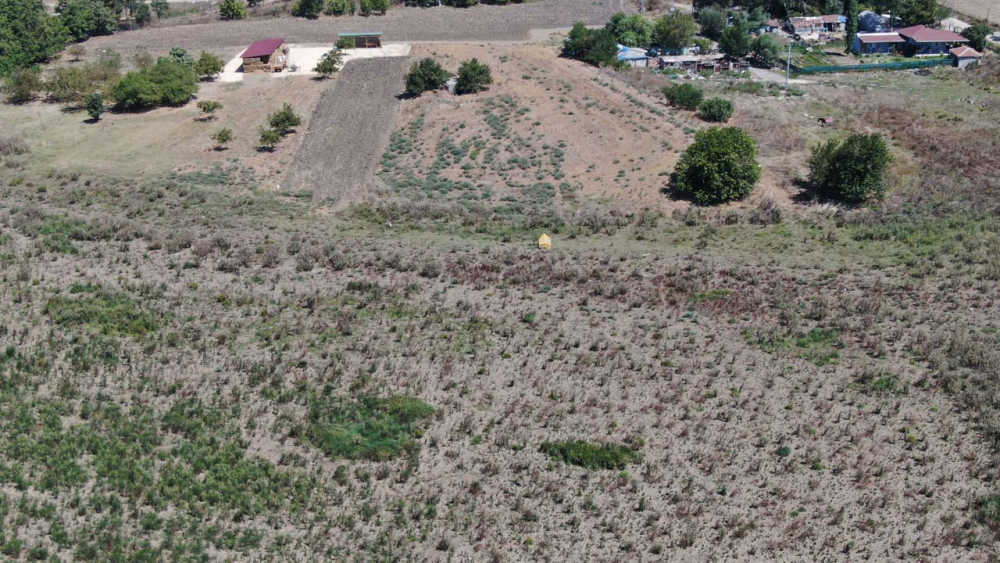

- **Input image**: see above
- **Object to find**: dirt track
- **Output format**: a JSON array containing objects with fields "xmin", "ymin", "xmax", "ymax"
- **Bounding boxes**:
[
  {"xmin": 83, "ymin": 0, "xmax": 620, "ymax": 56},
  {"xmin": 285, "ymin": 57, "xmax": 409, "ymax": 207}
]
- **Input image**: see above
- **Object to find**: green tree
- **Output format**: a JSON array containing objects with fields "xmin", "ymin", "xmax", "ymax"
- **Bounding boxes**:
[
  {"xmin": 455, "ymin": 58, "xmax": 492, "ymax": 95},
  {"xmin": 151, "ymin": 0, "xmax": 170, "ymax": 17},
  {"xmin": 562, "ymin": 23, "xmax": 618, "ymax": 67},
  {"xmin": 325, "ymin": 0, "xmax": 353, "ymax": 15},
  {"xmin": 292, "ymin": 0, "xmax": 324, "ymax": 18},
  {"xmin": 808, "ymin": 133, "xmax": 891, "ymax": 202},
  {"xmin": 111, "ymin": 59, "xmax": 197, "ymax": 110},
  {"xmin": 336, "ymin": 36, "xmax": 356, "ymax": 50},
  {"xmin": 196, "ymin": 99, "xmax": 222, "ymax": 118},
  {"xmin": 720, "ymin": 24, "xmax": 751, "ymax": 59},
  {"xmin": 258, "ymin": 127, "xmax": 281, "ymax": 150},
  {"xmin": 652, "ymin": 12, "xmax": 698, "ymax": 50},
  {"xmin": 750, "ymin": 33, "xmax": 781, "ymax": 67},
  {"xmin": 211, "ymin": 127, "xmax": 233, "ymax": 149},
  {"xmin": 697, "ymin": 7, "xmax": 726, "ymax": 41},
  {"xmin": 3, "ymin": 67, "xmax": 42, "ymax": 103},
  {"xmin": 962, "ymin": 24, "xmax": 992, "ymax": 52},
  {"xmin": 85, "ymin": 92, "xmax": 104, "ymax": 120},
  {"xmin": 671, "ymin": 126, "xmax": 761, "ymax": 205},
  {"xmin": 662, "ymin": 82, "xmax": 703, "ymax": 110},
  {"xmin": 698, "ymin": 97, "xmax": 733, "ymax": 122},
  {"xmin": 165, "ymin": 47, "xmax": 194, "ymax": 68},
  {"xmin": 134, "ymin": 2, "xmax": 152, "ymax": 26},
  {"xmin": 0, "ymin": 0, "xmax": 71, "ymax": 76},
  {"xmin": 606, "ymin": 12, "xmax": 654, "ymax": 48},
  {"xmin": 693, "ymin": 38, "xmax": 713, "ymax": 54},
  {"xmin": 844, "ymin": 0, "xmax": 858, "ymax": 54},
  {"xmin": 193, "ymin": 51, "xmax": 224, "ymax": 80},
  {"xmin": 898, "ymin": 0, "xmax": 947, "ymax": 27},
  {"xmin": 218, "ymin": 0, "xmax": 247, "ymax": 20},
  {"xmin": 313, "ymin": 50, "xmax": 343, "ymax": 78},
  {"xmin": 268, "ymin": 103, "xmax": 302, "ymax": 135},
  {"xmin": 59, "ymin": 0, "xmax": 116, "ymax": 42},
  {"xmin": 404, "ymin": 57, "xmax": 450, "ymax": 96}
]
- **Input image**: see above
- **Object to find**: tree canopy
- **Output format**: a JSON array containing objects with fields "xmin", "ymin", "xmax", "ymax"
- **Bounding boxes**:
[
  {"xmin": 653, "ymin": 12, "xmax": 698, "ymax": 50},
  {"xmin": 808, "ymin": 133, "xmax": 891, "ymax": 202},
  {"xmin": 606, "ymin": 12, "xmax": 653, "ymax": 48},
  {"xmin": 0, "ymin": 0, "xmax": 71, "ymax": 76},
  {"xmin": 671, "ymin": 126, "xmax": 761, "ymax": 205},
  {"xmin": 562, "ymin": 22, "xmax": 618, "ymax": 67}
]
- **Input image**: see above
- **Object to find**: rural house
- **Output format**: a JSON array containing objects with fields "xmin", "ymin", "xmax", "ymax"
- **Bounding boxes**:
[
  {"xmin": 896, "ymin": 25, "xmax": 968, "ymax": 56},
  {"xmin": 617, "ymin": 45, "xmax": 651, "ymax": 67},
  {"xmin": 950, "ymin": 46, "xmax": 983, "ymax": 68},
  {"xmin": 853, "ymin": 32, "xmax": 905, "ymax": 54},
  {"xmin": 242, "ymin": 39, "xmax": 286, "ymax": 73},
  {"xmin": 789, "ymin": 15, "xmax": 846, "ymax": 35}
]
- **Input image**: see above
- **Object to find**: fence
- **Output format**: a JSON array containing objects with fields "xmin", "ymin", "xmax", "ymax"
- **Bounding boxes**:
[{"xmin": 791, "ymin": 58, "xmax": 951, "ymax": 74}]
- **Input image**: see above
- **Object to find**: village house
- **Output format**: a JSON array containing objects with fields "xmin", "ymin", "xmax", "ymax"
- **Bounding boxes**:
[
  {"xmin": 788, "ymin": 15, "xmax": 846, "ymax": 35},
  {"xmin": 853, "ymin": 32, "xmax": 905, "ymax": 55},
  {"xmin": 853, "ymin": 25, "xmax": 968, "ymax": 57},
  {"xmin": 241, "ymin": 39, "xmax": 286, "ymax": 73},
  {"xmin": 950, "ymin": 45, "xmax": 983, "ymax": 68}
]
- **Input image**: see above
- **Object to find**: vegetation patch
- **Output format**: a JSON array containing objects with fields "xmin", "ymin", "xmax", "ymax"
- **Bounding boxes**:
[
  {"xmin": 44, "ymin": 292, "xmax": 159, "ymax": 336},
  {"xmin": 304, "ymin": 396, "xmax": 435, "ymax": 461},
  {"xmin": 540, "ymin": 439, "xmax": 641, "ymax": 470}
]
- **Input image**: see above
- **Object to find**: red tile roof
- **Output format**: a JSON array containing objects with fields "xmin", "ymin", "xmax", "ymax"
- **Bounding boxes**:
[
  {"xmin": 896, "ymin": 25, "xmax": 967, "ymax": 43},
  {"xmin": 858, "ymin": 33, "xmax": 904, "ymax": 43},
  {"xmin": 243, "ymin": 39, "xmax": 285, "ymax": 59},
  {"xmin": 950, "ymin": 46, "xmax": 982, "ymax": 57}
]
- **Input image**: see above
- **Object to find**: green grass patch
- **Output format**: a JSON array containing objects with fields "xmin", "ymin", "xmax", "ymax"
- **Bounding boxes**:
[
  {"xmin": 304, "ymin": 396, "xmax": 435, "ymax": 461},
  {"xmin": 45, "ymin": 292, "xmax": 159, "ymax": 337},
  {"xmin": 540, "ymin": 439, "xmax": 641, "ymax": 470}
]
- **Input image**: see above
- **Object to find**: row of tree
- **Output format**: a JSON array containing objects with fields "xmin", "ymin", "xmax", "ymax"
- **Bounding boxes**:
[
  {"xmin": 403, "ymin": 58, "xmax": 493, "ymax": 96},
  {"xmin": 695, "ymin": 0, "xmax": 947, "ymax": 25}
]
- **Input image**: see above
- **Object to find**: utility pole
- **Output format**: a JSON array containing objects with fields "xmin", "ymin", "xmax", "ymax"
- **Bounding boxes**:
[{"xmin": 785, "ymin": 40, "xmax": 792, "ymax": 90}]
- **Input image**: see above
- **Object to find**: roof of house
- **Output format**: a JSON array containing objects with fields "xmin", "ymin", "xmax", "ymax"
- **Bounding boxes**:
[
  {"xmin": 789, "ymin": 15, "xmax": 845, "ymax": 26},
  {"xmin": 243, "ymin": 39, "xmax": 284, "ymax": 59},
  {"xmin": 338, "ymin": 32, "xmax": 383, "ymax": 37},
  {"xmin": 858, "ymin": 33, "xmax": 904, "ymax": 43},
  {"xmin": 950, "ymin": 46, "xmax": 982, "ymax": 58},
  {"xmin": 617, "ymin": 45, "xmax": 648, "ymax": 61},
  {"xmin": 896, "ymin": 25, "xmax": 967, "ymax": 43}
]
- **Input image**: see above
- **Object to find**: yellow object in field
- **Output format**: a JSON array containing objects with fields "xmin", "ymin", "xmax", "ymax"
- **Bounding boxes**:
[{"xmin": 538, "ymin": 233, "xmax": 551, "ymax": 250}]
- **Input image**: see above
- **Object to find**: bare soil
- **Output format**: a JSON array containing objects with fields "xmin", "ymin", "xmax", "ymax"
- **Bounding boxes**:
[
  {"xmin": 286, "ymin": 57, "xmax": 410, "ymax": 206},
  {"xmin": 81, "ymin": 0, "xmax": 621, "ymax": 57}
]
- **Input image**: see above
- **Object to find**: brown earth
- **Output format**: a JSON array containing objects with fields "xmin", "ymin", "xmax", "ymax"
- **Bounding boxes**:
[
  {"xmin": 286, "ymin": 56, "xmax": 410, "ymax": 206},
  {"xmin": 81, "ymin": 0, "xmax": 622, "ymax": 57}
]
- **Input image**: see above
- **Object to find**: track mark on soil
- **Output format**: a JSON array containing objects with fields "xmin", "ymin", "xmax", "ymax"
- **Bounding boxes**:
[{"xmin": 287, "ymin": 57, "xmax": 409, "ymax": 207}]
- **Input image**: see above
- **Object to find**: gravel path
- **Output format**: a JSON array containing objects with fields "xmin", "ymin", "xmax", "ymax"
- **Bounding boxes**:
[
  {"xmin": 83, "ymin": 0, "xmax": 619, "ymax": 56},
  {"xmin": 285, "ymin": 57, "xmax": 410, "ymax": 207}
]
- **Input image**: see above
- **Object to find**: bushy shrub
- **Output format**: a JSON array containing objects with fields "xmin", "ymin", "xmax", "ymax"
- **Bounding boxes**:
[
  {"xmin": 211, "ymin": 127, "xmax": 233, "ymax": 149},
  {"xmin": 652, "ymin": 11, "xmax": 697, "ymax": 50},
  {"xmin": 697, "ymin": 6, "xmax": 726, "ymax": 40},
  {"xmin": 219, "ymin": 0, "xmax": 247, "ymax": 19},
  {"xmin": 325, "ymin": 0, "xmax": 354, "ymax": 15},
  {"xmin": 85, "ymin": 92, "xmax": 104, "ymax": 120},
  {"xmin": 671, "ymin": 126, "xmax": 761, "ymax": 205},
  {"xmin": 259, "ymin": 127, "xmax": 281, "ymax": 150},
  {"xmin": 60, "ymin": 0, "xmax": 117, "ymax": 42},
  {"xmin": 720, "ymin": 24, "xmax": 751, "ymax": 59},
  {"xmin": 606, "ymin": 12, "xmax": 653, "ymax": 48},
  {"xmin": 45, "ymin": 59, "xmax": 120, "ymax": 104},
  {"xmin": 193, "ymin": 51, "xmax": 224, "ymax": 80},
  {"xmin": 454, "ymin": 58, "xmax": 492, "ymax": 95},
  {"xmin": 662, "ymin": 82, "xmax": 703, "ymax": 110},
  {"xmin": 313, "ymin": 50, "xmax": 342, "ymax": 77},
  {"xmin": 698, "ymin": 97, "xmax": 733, "ymax": 122},
  {"xmin": 750, "ymin": 34, "xmax": 781, "ymax": 67},
  {"xmin": 357, "ymin": 0, "xmax": 389, "ymax": 14},
  {"xmin": 292, "ymin": 0, "xmax": 324, "ymax": 18},
  {"xmin": 404, "ymin": 57, "xmax": 449, "ymax": 96},
  {"xmin": 808, "ymin": 133, "xmax": 891, "ymax": 202},
  {"xmin": 3, "ymin": 68, "xmax": 42, "ymax": 104},
  {"xmin": 335, "ymin": 36, "xmax": 356, "ymax": 49},
  {"xmin": 562, "ymin": 22, "xmax": 618, "ymax": 67},
  {"xmin": 196, "ymin": 100, "xmax": 222, "ymax": 118},
  {"xmin": 268, "ymin": 103, "xmax": 302, "ymax": 135},
  {"xmin": 962, "ymin": 24, "xmax": 993, "ymax": 52},
  {"xmin": 111, "ymin": 59, "xmax": 198, "ymax": 110}
]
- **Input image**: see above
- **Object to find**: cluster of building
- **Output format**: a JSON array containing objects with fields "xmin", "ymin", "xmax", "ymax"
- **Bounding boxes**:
[{"xmin": 853, "ymin": 24, "xmax": 975, "ymax": 58}]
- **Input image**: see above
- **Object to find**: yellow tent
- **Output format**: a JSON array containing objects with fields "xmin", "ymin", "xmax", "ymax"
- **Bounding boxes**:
[{"xmin": 538, "ymin": 233, "xmax": 551, "ymax": 250}]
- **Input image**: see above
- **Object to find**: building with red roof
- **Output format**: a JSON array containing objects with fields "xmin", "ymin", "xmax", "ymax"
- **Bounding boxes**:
[
  {"xmin": 242, "ymin": 39, "xmax": 286, "ymax": 73},
  {"xmin": 896, "ymin": 25, "xmax": 968, "ymax": 56}
]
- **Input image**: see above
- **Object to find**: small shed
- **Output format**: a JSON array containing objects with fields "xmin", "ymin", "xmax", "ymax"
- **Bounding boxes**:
[
  {"xmin": 538, "ymin": 233, "xmax": 551, "ymax": 250},
  {"xmin": 950, "ymin": 46, "xmax": 983, "ymax": 68},
  {"xmin": 338, "ymin": 32, "xmax": 382, "ymax": 49},
  {"xmin": 242, "ymin": 39, "xmax": 285, "ymax": 73}
]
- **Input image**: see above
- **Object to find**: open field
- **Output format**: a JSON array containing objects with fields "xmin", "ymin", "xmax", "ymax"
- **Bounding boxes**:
[
  {"xmin": 81, "ymin": 0, "xmax": 622, "ymax": 56},
  {"xmin": 287, "ymin": 56, "xmax": 410, "ymax": 206},
  {"xmin": 5, "ymin": 6, "xmax": 1000, "ymax": 561}
]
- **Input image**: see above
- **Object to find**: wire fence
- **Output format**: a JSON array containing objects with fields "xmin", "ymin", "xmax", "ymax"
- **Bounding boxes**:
[{"xmin": 791, "ymin": 57, "xmax": 952, "ymax": 74}]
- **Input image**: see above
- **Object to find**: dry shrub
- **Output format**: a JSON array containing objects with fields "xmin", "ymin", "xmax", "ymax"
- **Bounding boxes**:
[
  {"xmin": 0, "ymin": 137, "xmax": 29, "ymax": 156},
  {"xmin": 260, "ymin": 245, "xmax": 283, "ymax": 268}
]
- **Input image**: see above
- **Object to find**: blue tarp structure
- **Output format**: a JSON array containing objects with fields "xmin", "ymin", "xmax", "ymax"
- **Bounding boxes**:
[{"xmin": 616, "ymin": 45, "xmax": 649, "ymax": 62}]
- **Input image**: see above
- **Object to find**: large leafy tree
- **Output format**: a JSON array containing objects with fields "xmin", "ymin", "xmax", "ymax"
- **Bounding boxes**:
[
  {"xmin": 719, "ymin": 23, "xmax": 751, "ymax": 59},
  {"xmin": 653, "ymin": 12, "xmax": 698, "ymax": 50},
  {"xmin": 750, "ymin": 33, "xmax": 781, "ymax": 67},
  {"xmin": 605, "ymin": 12, "xmax": 654, "ymax": 48},
  {"xmin": 671, "ymin": 126, "xmax": 761, "ymax": 205},
  {"xmin": 962, "ymin": 24, "xmax": 992, "ymax": 52},
  {"xmin": 219, "ymin": 0, "xmax": 247, "ymax": 19},
  {"xmin": 455, "ymin": 58, "xmax": 492, "ymax": 95},
  {"xmin": 898, "ymin": 0, "xmax": 947, "ymax": 26},
  {"xmin": 0, "ymin": 0, "xmax": 70, "ymax": 76},
  {"xmin": 844, "ymin": 0, "xmax": 858, "ymax": 54},
  {"xmin": 562, "ymin": 22, "xmax": 618, "ymax": 67},
  {"xmin": 697, "ymin": 7, "xmax": 726, "ymax": 41},
  {"xmin": 404, "ymin": 58, "xmax": 450, "ymax": 96},
  {"xmin": 60, "ymin": 0, "xmax": 117, "ymax": 41}
]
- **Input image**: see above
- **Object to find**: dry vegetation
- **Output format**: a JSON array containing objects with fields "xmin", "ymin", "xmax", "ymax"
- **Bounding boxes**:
[{"xmin": 2, "ymin": 26, "xmax": 1000, "ymax": 563}]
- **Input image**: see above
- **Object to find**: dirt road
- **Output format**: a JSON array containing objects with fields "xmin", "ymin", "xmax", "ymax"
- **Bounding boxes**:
[
  {"xmin": 83, "ymin": 0, "xmax": 619, "ymax": 56},
  {"xmin": 285, "ymin": 57, "xmax": 409, "ymax": 207}
]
